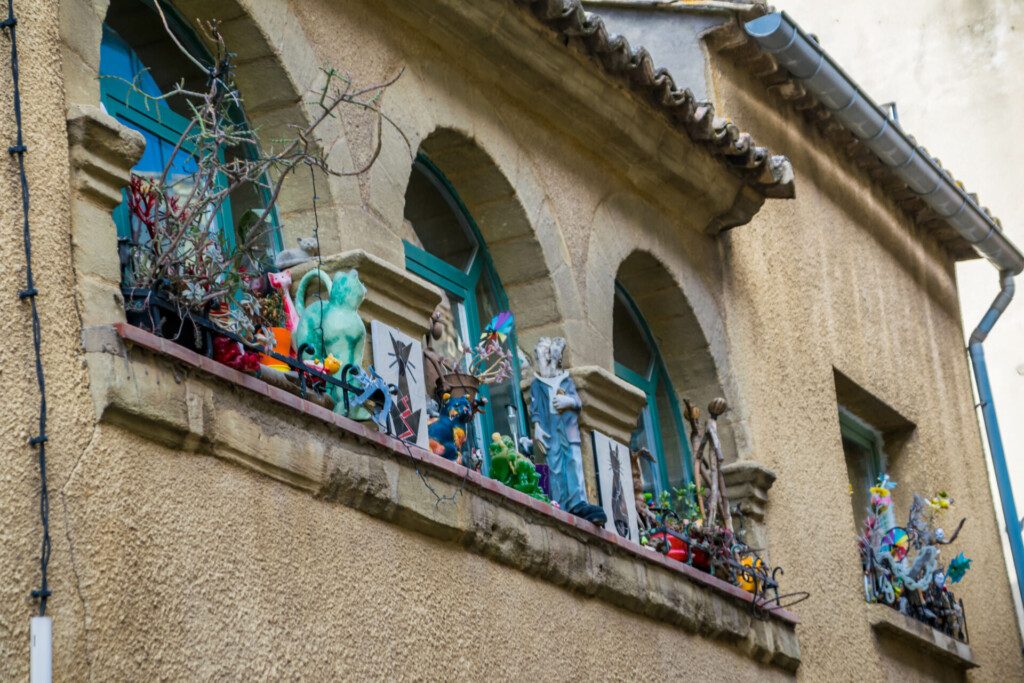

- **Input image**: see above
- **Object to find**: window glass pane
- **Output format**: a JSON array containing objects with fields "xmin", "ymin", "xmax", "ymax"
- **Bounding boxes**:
[
  {"xmin": 103, "ymin": 1, "xmax": 208, "ymax": 119},
  {"xmin": 613, "ymin": 293, "xmax": 652, "ymax": 377},
  {"xmin": 844, "ymin": 436, "xmax": 875, "ymax": 532},
  {"xmin": 629, "ymin": 410, "xmax": 660, "ymax": 494},
  {"xmin": 100, "ymin": 10, "xmax": 278, "ymax": 275},
  {"xmin": 655, "ymin": 377, "xmax": 687, "ymax": 488},
  {"xmin": 403, "ymin": 164, "xmax": 477, "ymax": 272},
  {"xmin": 476, "ymin": 275, "xmax": 518, "ymax": 442},
  {"xmin": 614, "ymin": 283, "xmax": 692, "ymax": 493}
]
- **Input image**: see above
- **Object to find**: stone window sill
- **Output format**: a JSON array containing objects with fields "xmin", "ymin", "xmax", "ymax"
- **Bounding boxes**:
[
  {"xmin": 82, "ymin": 323, "xmax": 801, "ymax": 671},
  {"xmin": 869, "ymin": 605, "xmax": 977, "ymax": 670}
]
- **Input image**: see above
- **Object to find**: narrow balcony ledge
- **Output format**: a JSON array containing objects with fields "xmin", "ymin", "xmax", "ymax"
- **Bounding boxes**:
[
  {"xmin": 81, "ymin": 323, "xmax": 801, "ymax": 671},
  {"xmin": 869, "ymin": 605, "xmax": 977, "ymax": 670}
]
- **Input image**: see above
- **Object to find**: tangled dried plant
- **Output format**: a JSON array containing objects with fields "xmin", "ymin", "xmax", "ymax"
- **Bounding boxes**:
[{"xmin": 114, "ymin": 4, "xmax": 408, "ymax": 340}]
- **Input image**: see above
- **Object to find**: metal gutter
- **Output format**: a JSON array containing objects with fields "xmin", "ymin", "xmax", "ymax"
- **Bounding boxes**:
[
  {"xmin": 744, "ymin": 12, "xmax": 1024, "ymax": 275},
  {"xmin": 582, "ymin": 1, "xmax": 758, "ymax": 13},
  {"xmin": 968, "ymin": 272, "xmax": 1024, "ymax": 611}
]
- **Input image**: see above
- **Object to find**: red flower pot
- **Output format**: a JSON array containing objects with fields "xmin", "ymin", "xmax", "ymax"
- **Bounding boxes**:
[
  {"xmin": 652, "ymin": 532, "xmax": 689, "ymax": 563},
  {"xmin": 690, "ymin": 547, "xmax": 711, "ymax": 571}
]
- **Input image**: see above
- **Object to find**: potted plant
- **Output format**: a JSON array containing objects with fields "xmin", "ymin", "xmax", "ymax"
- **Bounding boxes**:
[{"xmin": 439, "ymin": 313, "xmax": 515, "ymax": 400}]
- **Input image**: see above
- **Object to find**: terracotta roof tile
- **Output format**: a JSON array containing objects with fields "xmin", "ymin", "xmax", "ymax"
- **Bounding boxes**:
[{"xmin": 513, "ymin": 0, "xmax": 796, "ymax": 198}]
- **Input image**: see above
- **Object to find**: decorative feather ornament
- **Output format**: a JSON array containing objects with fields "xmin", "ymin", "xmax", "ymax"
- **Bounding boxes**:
[{"xmin": 481, "ymin": 310, "xmax": 514, "ymax": 344}]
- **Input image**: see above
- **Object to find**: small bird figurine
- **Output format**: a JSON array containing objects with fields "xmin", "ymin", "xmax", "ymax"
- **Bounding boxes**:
[
  {"xmin": 303, "ymin": 354, "xmax": 341, "ymax": 376},
  {"xmin": 947, "ymin": 553, "xmax": 972, "ymax": 584}
]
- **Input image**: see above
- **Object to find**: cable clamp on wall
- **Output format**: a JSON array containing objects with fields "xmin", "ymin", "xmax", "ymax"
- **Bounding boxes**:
[
  {"xmin": 8, "ymin": 143, "xmax": 26, "ymax": 154},
  {"xmin": 0, "ymin": 16, "xmax": 15, "ymax": 29},
  {"xmin": 19, "ymin": 286, "xmax": 37, "ymax": 299}
]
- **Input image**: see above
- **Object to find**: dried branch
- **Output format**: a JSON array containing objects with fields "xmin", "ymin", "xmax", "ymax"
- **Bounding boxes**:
[{"xmin": 121, "ymin": 14, "xmax": 408, "ymax": 342}]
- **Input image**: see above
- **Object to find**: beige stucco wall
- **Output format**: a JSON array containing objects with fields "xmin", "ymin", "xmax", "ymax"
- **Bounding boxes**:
[
  {"xmin": 54, "ymin": 423, "xmax": 789, "ymax": 680},
  {"xmin": 709, "ymin": 33, "xmax": 1024, "ymax": 681},
  {"xmin": 779, "ymin": 0, "xmax": 1024, "ymax": 625},
  {"xmin": 0, "ymin": 0, "xmax": 1019, "ymax": 680}
]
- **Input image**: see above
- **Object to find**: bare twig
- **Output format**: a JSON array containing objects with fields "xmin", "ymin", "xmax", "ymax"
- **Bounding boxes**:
[{"xmin": 121, "ymin": 14, "xmax": 408, "ymax": 342}]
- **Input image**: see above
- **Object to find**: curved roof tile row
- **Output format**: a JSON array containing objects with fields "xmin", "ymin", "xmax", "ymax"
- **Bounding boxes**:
[{"xmin": 514, "ymin": 0, "xmax": 796, "ymax": 199}]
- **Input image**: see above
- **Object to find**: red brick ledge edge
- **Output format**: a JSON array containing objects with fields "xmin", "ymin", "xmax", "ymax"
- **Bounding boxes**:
[{"xmin": 92, "ymin": 323, "xmax": 799, "ymax": 666}]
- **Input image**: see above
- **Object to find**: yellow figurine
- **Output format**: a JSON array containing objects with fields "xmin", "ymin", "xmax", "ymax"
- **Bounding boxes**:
[{"xmin": 737, "ymin": 555, "xmax": 764, "ymax": 593}]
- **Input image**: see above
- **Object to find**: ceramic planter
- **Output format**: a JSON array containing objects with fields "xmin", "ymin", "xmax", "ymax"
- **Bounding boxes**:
[
  {"xmin": 441, "ymin": 371, "xmax": 481, "ymax": 401},
  {"xmin": 651, "ymin": 532, "xmax": 689, "ymax": 563}
]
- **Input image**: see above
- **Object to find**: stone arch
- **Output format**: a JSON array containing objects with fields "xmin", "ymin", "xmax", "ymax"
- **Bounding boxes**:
[
  {"xmin": 62, "ymin": 0, "xmax": 348, "ymax": 254},
  {"xmin": 616, "ymin": 251, "xmax": 723, "ymax": 406},
  {"xmin": 615, "ymin": 250, "xmax": 743, "ymax": 462},
  {"xmin": 408, "ymin": 127, "xmax": 576, "ymax": 349},
  {"xmin": 586, "ymin": 193, "xmax": 746, "ymax": 460}
]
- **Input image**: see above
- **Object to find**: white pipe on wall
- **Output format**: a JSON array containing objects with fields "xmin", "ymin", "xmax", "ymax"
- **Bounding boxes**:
[{"xmin": 30, "ymin": 617, "xmax": 52, "ymax": 683}]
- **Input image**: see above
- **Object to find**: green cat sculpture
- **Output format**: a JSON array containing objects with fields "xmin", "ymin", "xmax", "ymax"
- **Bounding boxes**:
[{"xmin": 294, "ymin": 268, "xmax": 368, "ymax": 416}]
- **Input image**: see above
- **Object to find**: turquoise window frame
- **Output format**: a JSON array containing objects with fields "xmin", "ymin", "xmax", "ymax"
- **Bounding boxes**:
[
  {"xmin": 403, "ymin": 154, "xmax": 528, "ymax": 469},
  {"xmin": 100, "ymin": 3, "xmax": 281, "ymax": 257},
  {"xmin": 838, "ymin": 407, "xmax": 886, "ymax": 478},
  {"xmin": 613, "ymin": 283, "xmax": 693, "ymax": 495},
  {"xmin": 839, "ymin": 406, "xmax": 894, "ymax": 528}
]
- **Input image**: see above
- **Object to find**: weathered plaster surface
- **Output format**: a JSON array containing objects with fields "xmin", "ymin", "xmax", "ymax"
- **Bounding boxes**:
[
  {"xmin": 781, "ymin": 0, "xmax": 1024, "ymax": 634},
  {"xmin": 0, "ymin": 0, "xmax": 1019, "ymax": 679}
]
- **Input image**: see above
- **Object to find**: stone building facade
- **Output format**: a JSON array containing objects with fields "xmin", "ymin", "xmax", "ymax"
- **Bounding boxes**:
[{"xmin": 1, "ymin": 0, "xmax": 1021, "ymax": 680}]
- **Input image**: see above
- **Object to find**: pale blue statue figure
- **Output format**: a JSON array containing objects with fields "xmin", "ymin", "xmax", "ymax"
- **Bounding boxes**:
[
  {"xmin": 529, "ymin": 337, "xmax": 607, "ymax": 526},
  {"xmin": 294, "ymin": 268, "xmax": 368, "ymax": 417}
]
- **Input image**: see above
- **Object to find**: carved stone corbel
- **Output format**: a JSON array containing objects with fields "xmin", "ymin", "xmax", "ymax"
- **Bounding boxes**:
[
  {"xmin": 570, "ymin": 366, "xmax": 646, "ymax": 503},
  {"xmin": 66, "ymin": 104, "xmax": 146, "ymax": 327},
  {"xmin": 722, "ymin": 460, "xmax": 777, "ymax": 551}
]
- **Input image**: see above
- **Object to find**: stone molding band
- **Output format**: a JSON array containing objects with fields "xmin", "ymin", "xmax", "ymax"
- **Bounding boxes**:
[{"xmin": 81, "ymin": 323, "xmax": 801, "ymax": 671}]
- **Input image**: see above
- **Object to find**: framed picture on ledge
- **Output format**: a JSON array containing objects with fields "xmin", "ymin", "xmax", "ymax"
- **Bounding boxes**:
[
  {"xmin": 370, "ymin": 321, "xmax": 428, "ymax": 449},
  {"xmin": 592, "ymin": 430, "xmax": 639, "ymax": 543}
]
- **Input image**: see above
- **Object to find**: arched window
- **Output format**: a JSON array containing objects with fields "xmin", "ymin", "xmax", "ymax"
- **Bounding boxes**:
[
  {"xmin": 403, "ymin": 154, "xmax": 527, "ymax": 467},
  {"xmin": 613, "ymin": 283, "xmax": 692, "ymax": 495},
  {"xmin": 100, "ymin": 0, "xmax": 279, "ymax": 282}
]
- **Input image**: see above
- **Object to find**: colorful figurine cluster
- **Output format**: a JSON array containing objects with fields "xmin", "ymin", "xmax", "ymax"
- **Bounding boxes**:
[
  {"xmin": 428, "ymin": 393, "xmax": 485, "ymax": 463},
  {"xmin": 858, "ymin": 475, "xmax": 971, "ymax": 641}
]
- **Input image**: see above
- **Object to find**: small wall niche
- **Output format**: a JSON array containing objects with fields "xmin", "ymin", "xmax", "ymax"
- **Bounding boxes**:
[{"xmin": 834, "ymin": 369, "xmax": 916, "ymax": 530}]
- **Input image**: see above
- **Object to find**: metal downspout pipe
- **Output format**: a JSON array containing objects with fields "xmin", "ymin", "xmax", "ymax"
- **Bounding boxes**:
[
  {"xmin": 969, "ymin": 272, "xmax": 1024, "ymax": 607},
  {"xmin": 745, "ymin": 12, "xmax": 1024, "ymax": 610}
]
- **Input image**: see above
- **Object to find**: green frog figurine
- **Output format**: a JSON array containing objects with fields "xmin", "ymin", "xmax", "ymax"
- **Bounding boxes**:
[
  {"xmin": 294, "ymin": 267, "xmax": 368, "ymax": 416},
  {"xmin": 488, "ymin": 433, "xmax": 549, "ymax": 503}
]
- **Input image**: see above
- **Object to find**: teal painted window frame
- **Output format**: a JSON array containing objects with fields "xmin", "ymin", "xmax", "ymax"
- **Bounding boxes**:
[
  {"xmin": 100, "ymin": 1, "xmax": 281, "ymax": 257},
  {"xmin": 839, "ymin": 406, "xmax": 894, "ymax": 528},
  {"xmin": 403, "ymin": 154, "xmax": 528, "ymax": 469},
  {"xmin": 838, "ymin": 407, "xmax": 886, "ymax": 477},
  {"xmin": 612, "ymin": 283, "xmax": 693, "ymax": 495}
]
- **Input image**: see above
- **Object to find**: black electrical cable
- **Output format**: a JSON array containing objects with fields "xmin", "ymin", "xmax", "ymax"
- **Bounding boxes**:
[
  {"xmin": 3, "ymin": 0, "xmax": 52, "ymax": 617},
  {"xmin": 308, "ymin": 163, "xmax": 326, "ymax": 358}
]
